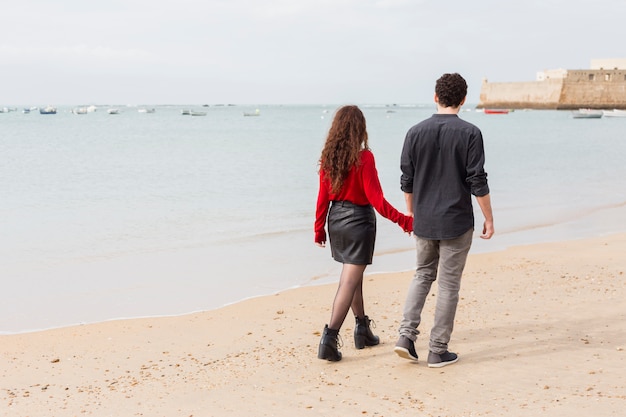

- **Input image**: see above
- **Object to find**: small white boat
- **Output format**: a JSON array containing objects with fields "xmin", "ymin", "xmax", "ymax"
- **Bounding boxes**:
[
  {"xmin": 571, "ymin": 109, "xmax": 603, "ymax": 119},
  {"xmin": 107, "ymin": 108, "xmax": 120, "ymax": 115},
  {"xmin": 181, "ymin": 109, "xmax": 191, "ymax": 115},
  {"xmin": 138, "ymin": 108, "xmax": 155, "ymax": 113},
  {"xmin": 72, "ymin": 107, "xmax": 88, "ymax": 115},
  {"xmin": 602, "ymin": 109, "xmax": 626, "ymax": 118},
  {"xmin": 243, "ymin": 109, "xmax": 260, "ymax": 116},
  {"xmin": 189, "ymin": 111, "xmax": 207, "ymax": 116},
  {"xmin": 39, "ymin": 106, "xmax": 57, "ymax": 115}
]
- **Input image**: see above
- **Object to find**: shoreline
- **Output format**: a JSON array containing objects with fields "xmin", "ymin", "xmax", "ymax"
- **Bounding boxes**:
[
  {"xmin": 2, "ymin": 233, "xmax": 625, "ymax": 416},
  {"xmin": 3, "ymin": 193, "xmax": 626, "ymax": 336},
  {"xmin": 4, "ymin": 216, "xmax": 626, "ymax": 337}
]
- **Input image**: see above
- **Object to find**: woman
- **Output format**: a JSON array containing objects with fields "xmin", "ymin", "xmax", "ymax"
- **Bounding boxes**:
[{"xmin": 315, "ymin": 105, "xmax": 413, "ymax": 361}]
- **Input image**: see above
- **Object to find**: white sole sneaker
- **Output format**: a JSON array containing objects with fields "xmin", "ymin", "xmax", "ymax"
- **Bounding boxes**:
[
  {"xmin": 394, "ymin": 346, "xmax": 419, "ymax": 362},
  {"xmin": 427, "ymin": 351, "xmax": 458, "ymax": 368}
]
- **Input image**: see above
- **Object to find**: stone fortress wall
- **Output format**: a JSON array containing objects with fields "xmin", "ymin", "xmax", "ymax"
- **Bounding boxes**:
[{"xmin": 478, "ymin": 59, "xmax": 626, "ymax": 110}]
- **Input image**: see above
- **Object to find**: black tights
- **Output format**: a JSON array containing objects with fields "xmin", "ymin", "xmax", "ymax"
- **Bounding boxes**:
[{"xmin": 328, "ymin": 263, "xmax": 367, "ymax": 330}]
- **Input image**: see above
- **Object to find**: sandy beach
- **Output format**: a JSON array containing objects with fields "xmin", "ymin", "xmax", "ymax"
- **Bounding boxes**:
[{"xmin": 1, "ymin": 234, "xmax": 624, "ymax": 416}]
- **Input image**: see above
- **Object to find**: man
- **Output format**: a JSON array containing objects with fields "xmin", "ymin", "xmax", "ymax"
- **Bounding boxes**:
[{"xmin": 394, "ymin": 73, "xmax": 494, "ymax": 368}]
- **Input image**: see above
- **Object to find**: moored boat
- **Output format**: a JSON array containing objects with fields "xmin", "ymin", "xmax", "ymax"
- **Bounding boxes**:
[
  {"xmin": 602, "ymin": 109, "xmax": 626, "ymax": 117},
  {"xmin": 483, "ymin": 109, "xmax": 510, "ymax": 114},
  {"xmin": 39, "ymin": 106, "xmax": 57, "ymax": 114},
  {"xmin": 571, "ymin": 109, "xmax": 603, "ymax": 119},
  {"xmin": 243, "ymin": 109, "xmax": 261, "ymax": 116}
]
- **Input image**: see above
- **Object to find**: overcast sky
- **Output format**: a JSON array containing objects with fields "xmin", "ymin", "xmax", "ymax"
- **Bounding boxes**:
[{"xmin": 2, "ymin": 0, "xmax": 625, "ymax": 105}]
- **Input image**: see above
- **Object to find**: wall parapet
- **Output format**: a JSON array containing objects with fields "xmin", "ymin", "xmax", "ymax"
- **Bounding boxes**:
[{"xmin": 478, "ymin": 68, "xmax": 626, "ymax": 109}]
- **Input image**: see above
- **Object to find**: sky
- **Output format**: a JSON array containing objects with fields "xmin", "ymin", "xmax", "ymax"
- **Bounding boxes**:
[{"xmin": 2, "ymin": 0, "xmax": 625, "ymax": 105}]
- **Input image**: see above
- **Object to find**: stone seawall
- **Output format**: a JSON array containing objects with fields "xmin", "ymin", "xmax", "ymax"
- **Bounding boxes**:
[
  {"xmin": 478, "ymin": 80, "xmax": 562, "ymax": 109},
  {"xmin": 478, "ymin": 70, "xmax": 626, "ymax": 110},
  {"xmin": 558, "ymin": 79, "xmax": 626, "ymax": 110}
]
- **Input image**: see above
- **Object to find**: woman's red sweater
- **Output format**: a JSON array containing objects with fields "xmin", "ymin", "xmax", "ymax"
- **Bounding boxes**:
[{"xmin": 315, "ymin": 149, "xmax": 413, "ymax": 243}]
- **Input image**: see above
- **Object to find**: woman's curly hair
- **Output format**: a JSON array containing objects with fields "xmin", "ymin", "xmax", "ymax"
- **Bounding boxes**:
[{"xmin": 319, "ymin": 105, "xmax": 369, "ymax": 194}]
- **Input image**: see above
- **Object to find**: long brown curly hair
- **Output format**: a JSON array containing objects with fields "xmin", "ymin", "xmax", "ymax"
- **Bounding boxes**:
[{"xmin": 319, "ymin": 105, "xmax": 369, "ymax": 194}]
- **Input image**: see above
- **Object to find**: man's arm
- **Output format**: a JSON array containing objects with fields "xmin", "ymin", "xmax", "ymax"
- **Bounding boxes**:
[
  {"xmin": 404, "ymin": 192, "xmax": 414, "ymax": 216},
  {"xmin": 475, "ymin": 194, "xmax": 494, "ymax": 239}
]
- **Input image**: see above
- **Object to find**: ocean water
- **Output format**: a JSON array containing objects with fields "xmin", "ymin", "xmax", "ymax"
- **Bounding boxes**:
[{"xmin": 2, "ymin": 105, "xmax": 625, "ymax": 334}]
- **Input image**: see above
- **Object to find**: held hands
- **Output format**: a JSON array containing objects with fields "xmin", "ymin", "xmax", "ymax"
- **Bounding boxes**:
[{"xmin": 400, "ymin": 214, "xmax": 414, "ymax": 235}]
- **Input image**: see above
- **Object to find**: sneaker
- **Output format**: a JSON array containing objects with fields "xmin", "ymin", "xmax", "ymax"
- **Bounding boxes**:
[
  {"xmin": 394, "ymin": 336, "xmax": 419, "ymax": 362},
  {"xmin": 427, "ymin": 351, "xmax": 458, "ymax": 368}
]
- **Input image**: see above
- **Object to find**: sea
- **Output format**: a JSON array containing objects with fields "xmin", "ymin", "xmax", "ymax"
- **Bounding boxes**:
[{"xmin": 2, "ymin": 104, "xmax": 625, "ymax": 334}]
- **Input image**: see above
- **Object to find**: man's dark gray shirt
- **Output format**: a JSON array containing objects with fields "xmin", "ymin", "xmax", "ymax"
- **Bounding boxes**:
[{"xmin": 400, "ymin": 113, "xmax": 489, "ymax": 240}]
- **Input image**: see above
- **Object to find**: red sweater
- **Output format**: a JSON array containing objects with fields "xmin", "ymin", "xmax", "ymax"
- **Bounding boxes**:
[{"xmin": 315, "ymin": 149, "xmax": 413, "ymax": 243}]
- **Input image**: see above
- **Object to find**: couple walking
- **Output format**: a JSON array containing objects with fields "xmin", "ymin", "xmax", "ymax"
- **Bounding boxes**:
[{"xmin": 314, "ymin": 73, "xmax": 494, "ymax": 367}]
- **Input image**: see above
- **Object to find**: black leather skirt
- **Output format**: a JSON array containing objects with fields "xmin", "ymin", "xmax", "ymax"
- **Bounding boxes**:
[{"xmin": 328, "ymin": 201, "xmax": 376, "ymax": 265}]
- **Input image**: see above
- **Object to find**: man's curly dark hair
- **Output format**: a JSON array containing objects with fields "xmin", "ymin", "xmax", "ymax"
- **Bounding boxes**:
[{"xmin": 435, "ymin": 73, "xmax": 467, "ymax": 107}]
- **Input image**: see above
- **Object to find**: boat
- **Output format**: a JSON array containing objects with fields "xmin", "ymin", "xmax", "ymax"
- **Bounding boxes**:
[
  {"xmin": 39, "ymin": 106, "xmax": 57, "ymax": 114},
  {"xmin": 243, "ymin": 109, "xmax": 260, "ymax": 116},
  {"xmin": 571, "ymin": 109, "xmax": 603, "ymax": 119},
  {"xmin": 107, "ymin": 108, "xmax": 120, "ymax": 115},
  {"xmin": 189, "ymin": 111, "xmax": 207, "ymax": 116},
  {"xmin": 138, "ymin": 108, "xmax": 155, "ymax": 113},
  {"xmin": 181, "ymin": 109, "xmax": 191, "ymax": 115},
  {"xmin": 483, "ymin": 109, "xmax": 510, "ymax": 114},
  {"xmin": 602, "ymin": 109, "xmax": 626, "ymax": 117},
  {"xmin": 71, "ymin": 107, "xmax": 88, "ymax": 115}
]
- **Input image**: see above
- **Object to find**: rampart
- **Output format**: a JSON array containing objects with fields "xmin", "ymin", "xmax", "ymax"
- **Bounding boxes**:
[
  {"xmin": 478, "ymin": 79, "xmax": 562, "ymax": 109},
  {"xmin": 478, "ymin": 69, "xmax": 626, "ymax": 110}
]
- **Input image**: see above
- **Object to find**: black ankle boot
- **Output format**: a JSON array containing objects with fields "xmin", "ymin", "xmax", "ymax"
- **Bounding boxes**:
[
  {"xmin": 318, "ymin": 325, "xmax": 342, "ymax": 361},
  {"xmin": 354, "ymin": 315, "xmax": 380, "ymax": 349}
]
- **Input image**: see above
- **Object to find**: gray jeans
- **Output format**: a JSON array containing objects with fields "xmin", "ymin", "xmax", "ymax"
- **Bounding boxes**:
[{"xmin": 399, "ymin": 228, "xmax": 473, "ymax": 354}]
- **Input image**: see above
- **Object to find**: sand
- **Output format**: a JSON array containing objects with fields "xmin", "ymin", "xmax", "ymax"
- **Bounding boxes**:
[{"xmin": 1, "ymin": 234, "xmax": 625, "ymax": 416}]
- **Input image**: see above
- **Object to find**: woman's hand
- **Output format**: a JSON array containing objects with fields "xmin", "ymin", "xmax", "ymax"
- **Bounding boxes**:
[
  {"xmin": 315, "ymin": 241, "xmax": 326, "ymax": 248},
  {"xmin": 400, "ymin": 214, "xmax": 414, "ymax": 235}
]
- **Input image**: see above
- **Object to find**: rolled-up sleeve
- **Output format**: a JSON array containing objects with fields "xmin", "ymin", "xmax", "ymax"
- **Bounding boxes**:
[
  {"xmin": 400, "ymin": 132, "xmax": 415, "ymax": 193},
  {"xmin": 466, "ymin": 131, "xmax": 490, "ymax": 197}
]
